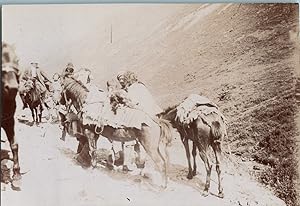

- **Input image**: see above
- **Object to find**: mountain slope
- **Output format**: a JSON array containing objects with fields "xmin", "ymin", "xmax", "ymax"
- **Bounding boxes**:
[{"xmin": 2, "ymin": 4, "xmax": 299, "ymax": 205}]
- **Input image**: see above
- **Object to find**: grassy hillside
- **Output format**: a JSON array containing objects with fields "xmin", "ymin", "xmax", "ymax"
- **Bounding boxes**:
[
  {"xmin": 3, "ymin": 3, "xmax": 299, "ymax": 205},
  {"xmin": 106, "ymin": 3, "xmax": 299, "ymax": 206},
  {"xmin": 137, "ymin": 4, "xmax": 299, "ymax": 206},
  {"xmin": 71, "ymin": 4, "xmax": 300, "ymax": 205}
]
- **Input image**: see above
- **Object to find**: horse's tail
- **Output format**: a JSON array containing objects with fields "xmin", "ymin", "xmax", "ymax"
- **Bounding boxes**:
[
  {"xmin": 158, "ymin": 118, "xmax": 173, "ymax": 147},
  {"xmin": 211, "ymin": 121, "xmax": 225, "ymax": 144}
]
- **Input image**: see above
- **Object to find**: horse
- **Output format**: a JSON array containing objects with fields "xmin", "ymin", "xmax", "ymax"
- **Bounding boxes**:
[
  {"xmin": 59, "ymin": 76, "xmax": 173, "ymax": 187},
  {"xmin": 160, "ymin": 99, "xmax": 227, "ymax": 198},
  {"xmin": 22, "ymin": 79, "xmax": 44, "ymax": 123},
  {"xmin": 1, "ymin": 42, "xmax": 22, "ymax": 189}
]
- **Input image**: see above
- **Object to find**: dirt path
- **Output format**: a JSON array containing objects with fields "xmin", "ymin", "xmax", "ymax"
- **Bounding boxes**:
[
  {"xmin": 2, "ymin": 4, "xmax": 298, "ymax": 206},
  {"xmin": 1, "ymin": 112, "xmax": 285, "ymax": 206}
]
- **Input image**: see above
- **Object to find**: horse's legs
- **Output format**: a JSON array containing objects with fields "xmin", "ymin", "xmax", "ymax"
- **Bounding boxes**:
[
  {"xmin": 121, "ymin": 142, "xmax": 132, "ymax": 172},
  {"xmin": 38, "ymin": 104, "xmax": 43, "ymax": 123},
  {"xmin": 182, "ymin": 137, "xmax": 193, "ymax": 179},
  {"xmin": 158, "ymin": 139, "xmax": 169, "ymax": 177},
  {"xmin": 84, "ymin": 128, "xmax": 99, "ymax": 167},
  {"xmin": 196, "ymin": 141, "xmax": 212, "ymax": 196},
  {"xmin": 134, "ymin": 141, "xmax": 146, "ymax": 169},
  {"xmin": 2, "ymin": 119, "xmax": 21, "ymax": 189},
  {"xmin": 192, "ymin": 142, "xmax": 197, "ymax": 176},
  {"xmin": 44, "ymin": 102, "xmax": 50, "ymax": 110},
  {"xmin": 139, "ymin": 132, "xmax": 167, "ymax": 188},
  {"xmin": 19, "ymin": 93, "xmax": 28, "ymax": 109},
  {"xmin": 157, "ymin": 144, "xmax": 168, "ymax": 187},
  {"xmin": 34, "ymin": 107, "xmax": 39, "ymax": 123},
  {"xmin": 76, "ymin": 135, "xmax": 86, "ymax": 154},
  {"xmin": 30, "ymin": 108, "xmax": 35, "ymax": 122},
  {"xmin": 212, "ymin": 143, "xmax": 224, "ymax": 198}
]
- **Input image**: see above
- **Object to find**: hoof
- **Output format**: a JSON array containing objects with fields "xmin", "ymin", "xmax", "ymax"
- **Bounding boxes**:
[
  {"xmin": 122, "ymin": 165, "xmax": 133, "ymax": 173},
  {"xmin": 218, "ymin": 191, "xmax": 224, "ymax": 199},
  {"xmin": 106, "ymin": 162, "xmax": 114, "ymax": 170},
  {"xmin": 91, "ymin": 159, "xmax": 97, "ymax": 168},
  {"xmin": 160, "ymin": 184, "xmax": 167, "ymax": 190},
  {"xmin": 187, "ymin": 173, "xmax": 193, "ymax": 180},
  {"xmin": 192, "ymin": 170, "xmax": 197, "ymax": 176},
  {"xmin": 11, "ymin": 177, "xmax": 22, "ymax": 191},
  {"xmin": 202, "ymin": 190, "xmax": 209, "ymax": 197}
]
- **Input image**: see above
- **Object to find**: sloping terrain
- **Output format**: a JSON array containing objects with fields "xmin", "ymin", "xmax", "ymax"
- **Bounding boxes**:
[
  {"xmin": 0, "ymin": 117, "xmax": 286, "ymax": 206},
  {"xmin": 2, "ymin": 3, "xmax": 299, "ymax": 206},
  {"xmin": 112, "ymin": 4, "xmax": 299, "ymax": 205},
  {"xmin": 92, "ymin": 4, "xmax": 299, "ymax": 205}
]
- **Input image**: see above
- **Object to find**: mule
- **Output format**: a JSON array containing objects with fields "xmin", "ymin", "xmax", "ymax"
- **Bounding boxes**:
[
  {"xmin": 59, "ymin": 76, "xmax": 173, "ymax": 187},
  {"xmin": 22, "ymin": 79, "xmax": 44, "ymax": 123},
  {"xmin": 1, "ymin": 42, "xmax": 22, "ymax": 189},
  {"xmin": 160, "ymin": 103, "xmax": 227, "ymax": 198}
]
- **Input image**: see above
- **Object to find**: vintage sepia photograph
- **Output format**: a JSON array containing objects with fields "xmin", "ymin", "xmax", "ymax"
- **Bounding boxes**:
[{"xmin": 1, "ymin": 3, "xmax": 299, "ymax": 206}]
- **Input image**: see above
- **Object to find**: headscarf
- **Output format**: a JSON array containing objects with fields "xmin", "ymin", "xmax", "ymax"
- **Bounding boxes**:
[{"xmin": 116, "ymin": 70, "xmax": 138, "ymax": 89}]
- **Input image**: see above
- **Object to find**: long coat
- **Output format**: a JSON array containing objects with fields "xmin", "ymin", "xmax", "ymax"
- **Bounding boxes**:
[
  {"xmin": 126, "ymin": 82, "xmax": 162, "ymax": 118},
  {"xmin": 20, "ymin": 67, "xmax": 51, "ymax": 93}
]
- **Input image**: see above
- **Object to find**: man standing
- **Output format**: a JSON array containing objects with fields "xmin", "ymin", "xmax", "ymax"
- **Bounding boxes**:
[{"xmin": 33, "ymin": 62, "xmax": 52, "ymax": 92}]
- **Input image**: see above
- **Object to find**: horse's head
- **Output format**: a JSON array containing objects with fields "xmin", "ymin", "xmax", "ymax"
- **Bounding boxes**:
[
  {"xmin": 23, "ymin": 79, "xmax": 34, "ymax": 93},
  {"xmin": 2, "ymin": 42, "xmax": 20, "ymax": 99}
]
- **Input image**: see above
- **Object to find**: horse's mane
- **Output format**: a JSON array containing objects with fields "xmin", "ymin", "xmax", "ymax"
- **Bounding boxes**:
[{"xmin": 161, "ymin": 104, "xmax": 178, "ymax": 115}]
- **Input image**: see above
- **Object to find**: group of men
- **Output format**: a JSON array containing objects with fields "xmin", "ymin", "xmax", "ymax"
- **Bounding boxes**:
[
  {"xmin": 19, "ymin": 61, "xmax": 162, "ymax": 121},
  {"xmin": 19, "ymin": 62, "xmax": 75, "ymax": 110},
  {"xmin": 19, "ymin": 61, "xmax": 163, "ymax": 171}
]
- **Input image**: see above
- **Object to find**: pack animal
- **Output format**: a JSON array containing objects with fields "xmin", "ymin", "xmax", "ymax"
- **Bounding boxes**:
[{"xmin": 1, "ymin": 42, "xmax": 22, "ymax": 190}]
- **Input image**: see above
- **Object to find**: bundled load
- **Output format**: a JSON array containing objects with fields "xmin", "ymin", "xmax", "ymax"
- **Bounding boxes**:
[
  {"xmin": 82, "ymin": 85, "xmax": 154, "ymax": 130},
  {"xmin": 176, "ymin": 94, "xmax": 226, "ymax": 126}
]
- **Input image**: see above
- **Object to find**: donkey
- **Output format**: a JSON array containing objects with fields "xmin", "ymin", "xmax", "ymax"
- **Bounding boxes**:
[
  {"xmin": 160, "ymin": 99, "xmax": 227, "ymax": 198},
  {"xmin": 22, "ymin": 79, "xmax": 44, "ymax": 123}
]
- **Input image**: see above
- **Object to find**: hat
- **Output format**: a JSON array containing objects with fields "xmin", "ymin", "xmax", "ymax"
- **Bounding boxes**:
[
  {"xmin": 53, "ymin": 73, "xmax": 60, "ymax": 81},
  {"xmin": 66, "ymin": 62, "xmax": 74, "ymax": 68},
  {"xmin": 117, "ymin": 71, "xmax": 126, "ymax": 80},
  {"xmin": 31, "ymin": 62, "xmax": 39, "ymax": 67}
]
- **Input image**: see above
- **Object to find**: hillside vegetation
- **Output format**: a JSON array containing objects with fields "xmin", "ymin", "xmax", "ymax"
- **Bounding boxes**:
[
  {"xmin": 3, "ymin": 3, "xmax": 299, "ymax": 205},
  {"xmin": 104, "ymin": 4, "xmax": 299, "ymax": 206}
]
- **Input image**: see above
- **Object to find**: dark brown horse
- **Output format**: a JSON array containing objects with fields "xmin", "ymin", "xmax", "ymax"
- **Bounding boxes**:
[
  {"xmin": 59, "ymin": 76, "xmax": 173, "ymax": 187},
  {"xmin": 1, "ymin": 42, "xmax": 22, "ymax": 189},
  {"xmin": 23, "ymin": 79, "xmax": 44, "ymax": 123},
  {"xmin": 58, "ymin": 76, "xmax": 88, "ymax": 146},
  {"xmin": 160, "ymin": 101, "xmax": 227, "ymax": 198}
]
